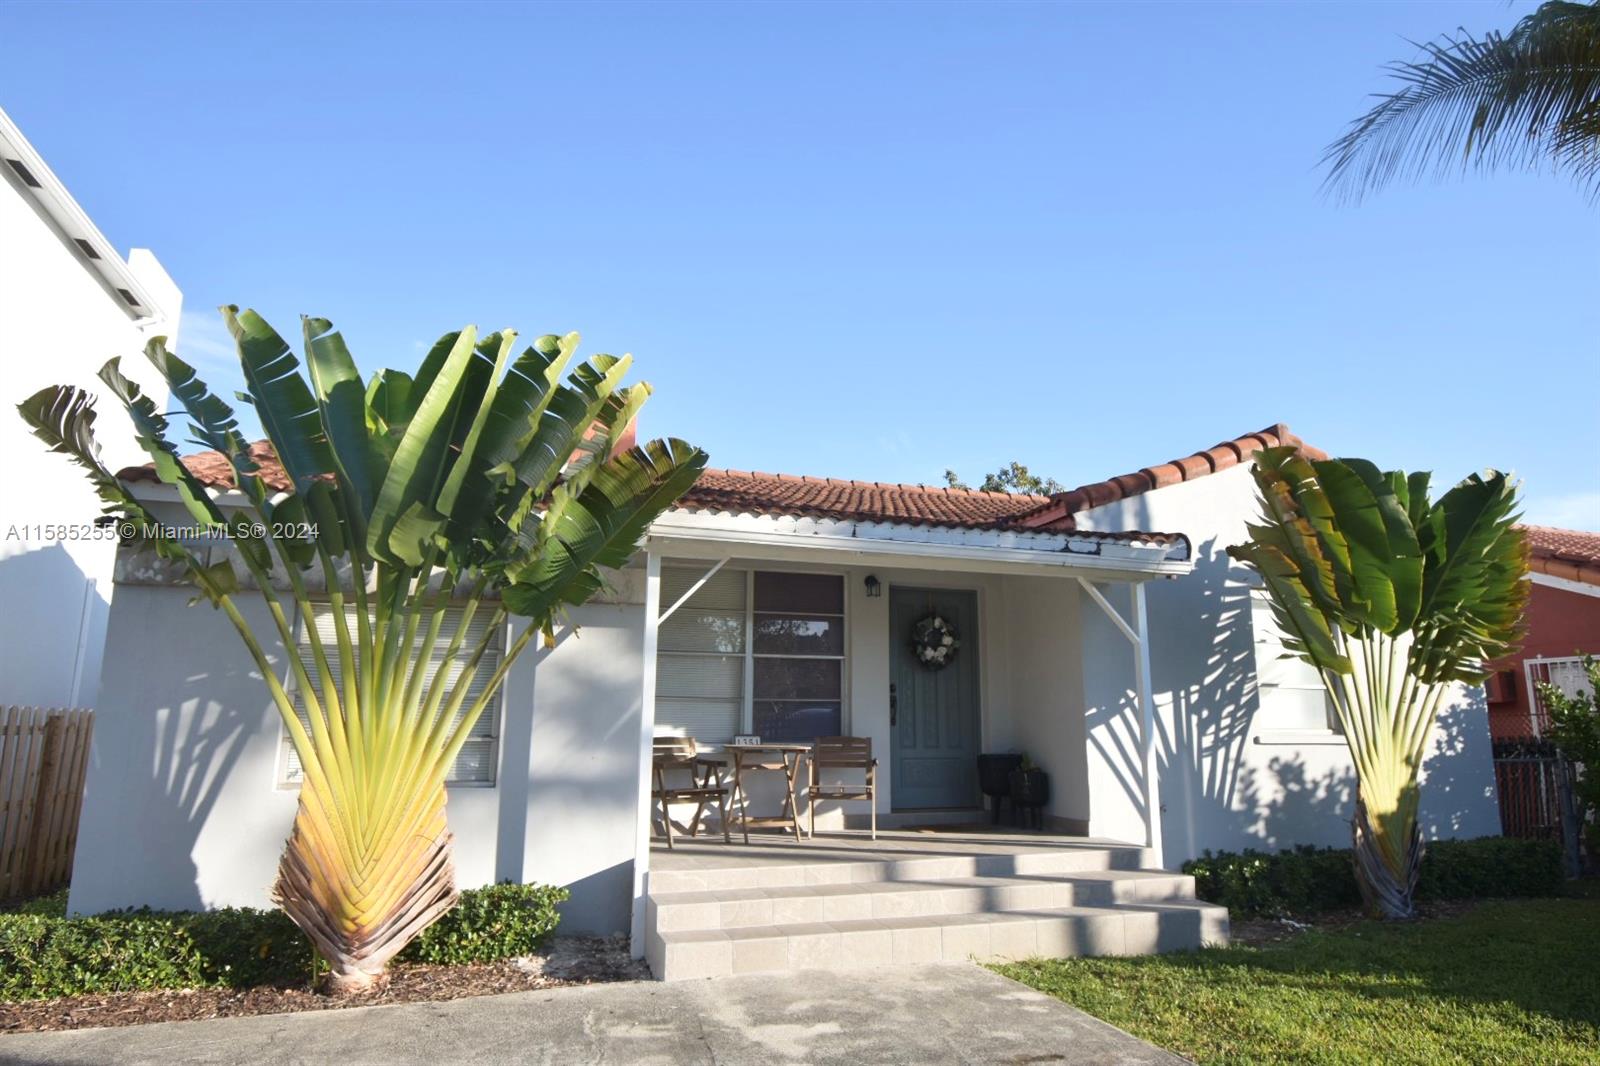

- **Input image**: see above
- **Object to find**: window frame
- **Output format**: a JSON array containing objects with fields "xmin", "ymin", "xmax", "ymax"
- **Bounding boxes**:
[
  {"xmin": 275, "ymin": 601, "xmax": 507, "ymax": 790},
  {"xmin": 655, "ymin": 565, "xmax": 851, "ymax": 742},
  {"xmin": 748, "ymin": 568, "xmax": 848, "ymax": 741},
  {"xmin": 1247, "ymin": 586, "xmax": 1342, "ymax": 737}
]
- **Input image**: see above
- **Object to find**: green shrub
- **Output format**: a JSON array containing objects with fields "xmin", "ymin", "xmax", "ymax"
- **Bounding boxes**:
[
  {"xmin": 2, "ymin": 888, "xmax": 68, "ymax": 917},
  {"xmin": 1417, "ymin": 836, "xmax": 1565, "ymax": 901},
  {"xmin": 403, "ymin": 882, "xmax": 568, "ymax": 965},
  {"xmin": 0, "ymin": 907, "xmax": 313, "ymax": 1001},
  {"xmin": 1184, "ymin": 846, "xmax": 1361, "ymax": 918},
  {"xmin": 182, "ymin": 907, "xmax": 313, "ymax": 987},
  {"xmin": 0, "ymin": 882, "xmax": 566, "ymax": 1002},
  {"xmin": 1183, "ymin": 836, "xmax": 1564, "ymax": 918}
]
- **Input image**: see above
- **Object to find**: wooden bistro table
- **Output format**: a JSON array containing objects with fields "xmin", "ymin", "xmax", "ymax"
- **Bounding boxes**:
[{"xmin": 725, "ymin": 742, "xmax": 811, "ymax": 843}]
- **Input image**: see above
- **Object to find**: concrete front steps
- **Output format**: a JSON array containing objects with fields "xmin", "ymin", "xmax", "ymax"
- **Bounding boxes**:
[{"xmin": 645, "ymin": 843, "xmax": 1229, "ymax": 981}]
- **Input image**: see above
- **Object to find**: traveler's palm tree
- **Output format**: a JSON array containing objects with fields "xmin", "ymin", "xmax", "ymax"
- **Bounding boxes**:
[
  {"xmin": 17, "ymin": 309, "xmax": 706, "ymax": 991},
  {"xmin": 1324, "ymin": 0, "xmax": 1600, "ymax": 201},
  {"xmin": 1227, "ymin": 448, "xmax": 1525, "ymax": 918}
]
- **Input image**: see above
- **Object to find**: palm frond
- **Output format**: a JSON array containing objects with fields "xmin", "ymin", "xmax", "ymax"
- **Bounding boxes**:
[
  {"xmin": 22, "ymin": 306, "xmax": 706, "ymax": 992},
  {"xmin": 1323, "ymin": 1, "xmax": 1600, "ymax": 202}
]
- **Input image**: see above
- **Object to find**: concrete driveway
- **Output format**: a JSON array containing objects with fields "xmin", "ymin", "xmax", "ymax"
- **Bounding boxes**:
[{"xmin": 0, "ymin": 963, "xmax": 1184, "ymax": 1066}]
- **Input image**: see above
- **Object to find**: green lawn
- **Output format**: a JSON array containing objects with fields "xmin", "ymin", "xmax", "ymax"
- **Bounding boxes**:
[{"xmin": 994, "ymin": 898, "xmax": 1600, "ymax": 1066}]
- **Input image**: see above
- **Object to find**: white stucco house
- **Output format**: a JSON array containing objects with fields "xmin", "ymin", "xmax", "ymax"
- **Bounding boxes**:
[
  {"xmin": 67, "ymin": 421, "xmax": 1503, "ymax": 974},
  {"xmin": 0, "ymin": 106, "xmax": 182, "ymax": 711}
]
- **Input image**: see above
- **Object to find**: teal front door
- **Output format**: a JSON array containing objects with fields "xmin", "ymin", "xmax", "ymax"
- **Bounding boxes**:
[{"xmin": 890, "ymin": 587, "xmax": 981, "ymax": 809}]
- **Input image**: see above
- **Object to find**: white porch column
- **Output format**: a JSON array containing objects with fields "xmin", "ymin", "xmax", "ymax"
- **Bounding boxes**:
[
  {"xmin": 1131, "ymin": 582, "xmax": 1164, "ymax": 868},
  {"xmin": 1077, "ymin": 577, "xmax": 1164, "ymax": 868},
  {"xmin": 629, "ymin": 549, "xmax": 662, "ymax": 957}
]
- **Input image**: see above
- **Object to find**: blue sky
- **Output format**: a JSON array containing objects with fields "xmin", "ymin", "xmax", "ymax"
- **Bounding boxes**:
[{"xmin": 3, "ymin": 1, "xmax": 1596, "ymax": 527}]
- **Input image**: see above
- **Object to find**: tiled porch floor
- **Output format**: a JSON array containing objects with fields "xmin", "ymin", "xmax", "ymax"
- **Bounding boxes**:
[{"xmin": 649, "ymin": 825, "xmax": 1146, "ymax": 872}]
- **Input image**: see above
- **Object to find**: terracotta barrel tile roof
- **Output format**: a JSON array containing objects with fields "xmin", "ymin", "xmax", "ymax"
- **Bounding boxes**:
[
  {"xmin": 116, "ymin": 421, "xmax": 1313, "ymax": 548},
  {"xmin": 1522, "ymin": 524, "xmax": 1600, "ymax": 587},
  {"xmin": 678, "ymin": 469, "xmax": 1051, "ymax": 530},
  {"xmin": 119, "ymin": 441, "xmax": 295, "ymax": 493},
  {"xmin": 1010, "ymin": 422, "xmax": 1323, "ymax": 532}
]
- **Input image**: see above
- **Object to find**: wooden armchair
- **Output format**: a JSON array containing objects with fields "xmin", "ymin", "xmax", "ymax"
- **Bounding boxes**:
[
  {"xmin": 806, "ymin": 736, "xmax": 878, "ymax": 839},
  {"xmin": 652, "ymin": 737, "xmax": 731, "ymax": 848}
]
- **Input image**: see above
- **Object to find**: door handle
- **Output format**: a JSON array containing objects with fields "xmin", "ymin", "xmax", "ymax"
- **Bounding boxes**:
[{"xmin": 889, "ymin": 682, "xmax": 897, "ymax": 726}]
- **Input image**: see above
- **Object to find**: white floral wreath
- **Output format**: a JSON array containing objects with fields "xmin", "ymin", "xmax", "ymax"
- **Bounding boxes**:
[{"xmin": 911, "ymin": 613, "xmax": 960, "ymax": 670}]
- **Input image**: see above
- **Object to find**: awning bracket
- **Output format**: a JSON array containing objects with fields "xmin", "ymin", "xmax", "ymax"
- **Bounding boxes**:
[{"xmin": 1077, "ymin": 576, "xmax": 1139, "ymax": 646}]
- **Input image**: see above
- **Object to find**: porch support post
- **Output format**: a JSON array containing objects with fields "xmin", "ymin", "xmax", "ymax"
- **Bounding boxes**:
[
  {"xmin": 1077, "ymin": 576, "xmax": 1164, "ymax": 867},
  {"xmin": 1131, "ymin": 582, "xmax": 1164, "ymax": 867},
  {"xmin": 629, "ymin": 549, "xmax": 662, "ymax": 958}
]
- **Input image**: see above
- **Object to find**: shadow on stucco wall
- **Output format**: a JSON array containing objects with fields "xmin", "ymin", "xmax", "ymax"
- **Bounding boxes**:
[
  {"xmin": 70, "ymin": 630, "xmax": 259, "ymax": 914},
  {"xmin": 491, "ymin": 614, "xmax": 644, "ymax": 934},
  {"xmin": 1233, "ymin": 756, "xmax": 1355, "ymax": 848},
  {"xmin": 1155, "ymin": 535, "xmax": 1268, "ymax": 854},
  {"xmin": 1420, "ymin": 686, "xmax": 1500, "ymax": 838},
  {"xmin": 145, "ymin": 676, "xmax": 254, "ymax": 909},
  {"xmin": 1082, "ymin": 492, "xmax": 1498, "ymax": 861},
  {"xmin": 0, "ymin": 541, "xmax": 109, "ymax": 709}
]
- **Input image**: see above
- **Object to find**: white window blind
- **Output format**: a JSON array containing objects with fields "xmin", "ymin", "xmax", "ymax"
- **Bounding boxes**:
[
  {"xmin": 1250, "ymin": 590, "xmax": 1339, "ymax": 733},
  {"xmin": 656, "ymin": 567, "xmax": 747, "ymax": 743},
  {"xmin": 655, "ymin": 567, "xmax": 847, "ymax": 744},
  {"xmin": 280, "ymin": 603, "xmax": 504, "ymax": 786}
]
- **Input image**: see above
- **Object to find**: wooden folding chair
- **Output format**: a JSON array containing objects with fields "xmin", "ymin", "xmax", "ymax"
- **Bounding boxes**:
[
  {"xmin": 806, "ymin": 736, "xmax": 878, "ymax": 839},
  {"xmin": 652, "ymin": 737, "xmax": 731, "ymax": 848}
]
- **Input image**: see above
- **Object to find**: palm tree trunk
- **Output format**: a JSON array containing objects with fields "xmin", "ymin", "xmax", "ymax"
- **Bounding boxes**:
[
  {"xmin": 1352, "ymin": 795, "xmax": 1423, "ymax": 919},
  {"xmin": 273, "ymin": 783, "xmax": 460, "ymax": 994}
]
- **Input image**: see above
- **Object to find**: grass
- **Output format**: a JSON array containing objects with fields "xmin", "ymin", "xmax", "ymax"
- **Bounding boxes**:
[{"xmin": 994, "ymin": 897, "xmax": 1600, "ymax": 1066}]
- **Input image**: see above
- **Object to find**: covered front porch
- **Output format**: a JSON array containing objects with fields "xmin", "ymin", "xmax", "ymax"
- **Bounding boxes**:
[{"xmin": 626, "ymin": 504, "xmax": 1195, "ymax": 957}]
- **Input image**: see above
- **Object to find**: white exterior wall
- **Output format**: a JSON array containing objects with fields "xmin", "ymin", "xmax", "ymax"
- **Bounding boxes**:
[
  {"xmin": 68, "ymin": 465, "xmax": 1505, "ymax": 933},
  {"xmin": 0, "ymin": 142, "xmax": 180, "ymax": 711},
  {"xmin": 1074, "ymin": 463, "xmax": 1503, "ymax": 862},
  {"xmin": 70, "ymin": 552, "xmax": 1039, "ymax": 933},
  {"xmin": 69, "ymin": 555, "xmax": 646, "ymax": 934},
  {"xmin": 992, "ymin": 574, "xmax": 1090, "ymax": 831}
]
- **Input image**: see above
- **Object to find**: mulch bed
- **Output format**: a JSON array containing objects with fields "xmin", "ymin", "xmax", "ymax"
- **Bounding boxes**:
[
  {"xmin": 1228, "ymin": 898, "xmax": 1481, "ymax": 948},
  {"xmin": 0, "ymin": 934, "xmax": 648, "ymax": 1035}
]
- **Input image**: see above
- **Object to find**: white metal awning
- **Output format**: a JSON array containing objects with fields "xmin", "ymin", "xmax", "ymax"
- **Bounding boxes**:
[{"xmin": 644, "ymin": 509, "xmax": 1192, "ymax": 583}]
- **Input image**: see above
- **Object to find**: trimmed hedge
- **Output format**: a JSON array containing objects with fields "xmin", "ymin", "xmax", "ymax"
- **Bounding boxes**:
[
  {"xmin": 1182, "ymin": 836, "xmax": 1565, "ymax": 918},
  {"xmin": 0, "ymin": 882, "xmax": 568, "ymax": 1002},
  {"xmin": 403, "ymin": 881, "xmax": 567, "ymax": 965}
]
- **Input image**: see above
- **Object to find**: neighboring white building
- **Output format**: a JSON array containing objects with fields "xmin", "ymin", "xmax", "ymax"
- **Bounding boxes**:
[
  {"xmin": 70, "ymin": 423, "xmax": 1503, "ymax": 948},
  {"xmin": 0, "ymin": 106, "xmax": 182, "ymax": 710}
]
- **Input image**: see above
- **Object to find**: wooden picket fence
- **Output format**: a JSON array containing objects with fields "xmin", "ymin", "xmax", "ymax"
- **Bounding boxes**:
[{"xmin": 0, "ymin": 707, "xmax": 93, "ymax": 901}]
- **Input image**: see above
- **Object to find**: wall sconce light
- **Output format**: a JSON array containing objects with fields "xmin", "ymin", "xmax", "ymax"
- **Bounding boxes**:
[{"xmin": 864, "ymin": 574, "xmax": 882, "ymax": 598}]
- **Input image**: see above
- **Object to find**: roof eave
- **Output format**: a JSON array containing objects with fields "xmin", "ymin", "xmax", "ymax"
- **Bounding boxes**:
[
  {"xmin": 1528, "ymin": 557, "xmax": 1600, "ymax": 593},
  {"xmin": 646, "ymin": 509, "xmax": 1192, "ymax": 582},
  {"xmin": 124, "ymin": 481, "xmax": 1191, "ymax": 581},
  {"xmin": 0, "ymin": 106, "xmax": 168, "ymax": 322}
]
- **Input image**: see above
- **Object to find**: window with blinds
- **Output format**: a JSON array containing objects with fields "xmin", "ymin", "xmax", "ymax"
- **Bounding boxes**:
[
  {"xmin": 279, "ymin": 603, "xmax": 504, "ymax": 787},
  {"xmin": 657, "ymin": 566, "xmax": 748, "ymax": 743},
  {"xmin": 1249, "ymin": 589, "xmax": 1340, "ymax": 733},
  {"xmin": 752, "ymin": 571, "xmax": 844, "ymax": 741},
  {"xmin": 655, "ymin": 567, "xmax": 846, "ymax": 744}
]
